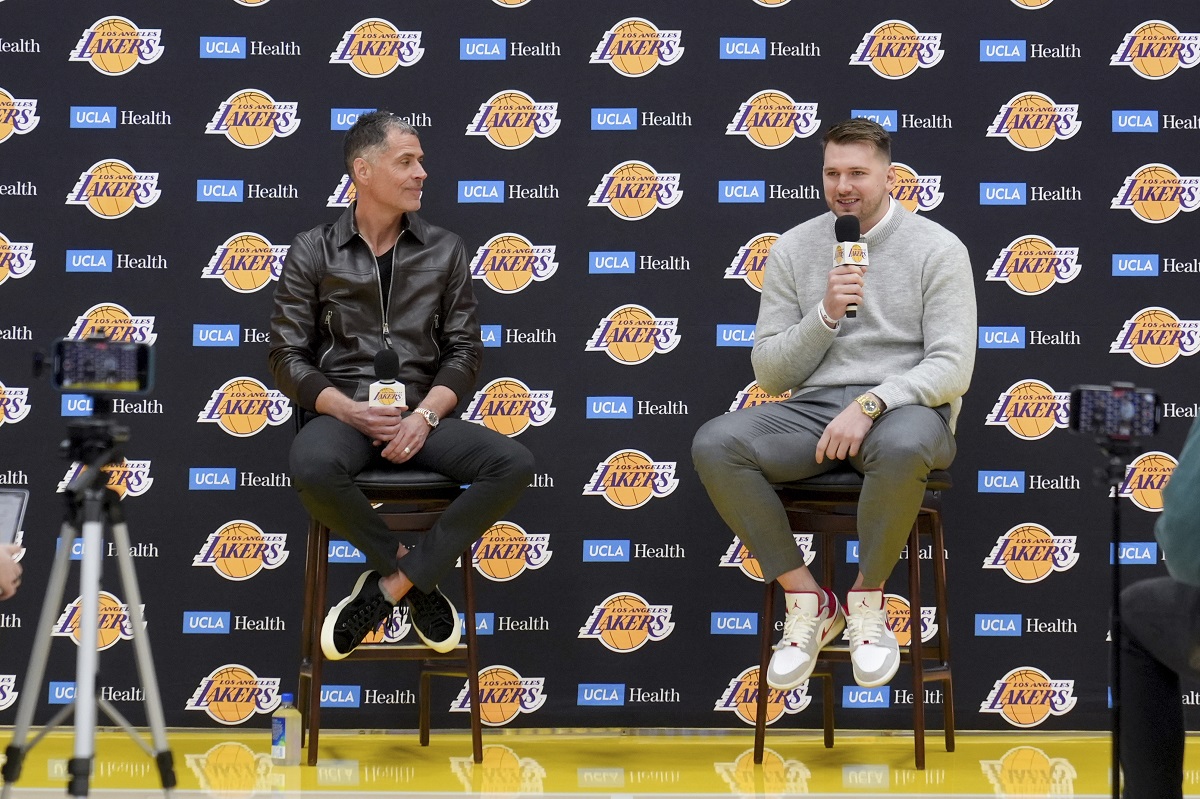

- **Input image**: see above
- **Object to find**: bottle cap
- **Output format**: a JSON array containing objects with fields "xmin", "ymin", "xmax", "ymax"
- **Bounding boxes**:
[{"xmin": 281, "ymin": 693, "xmax": 293, "ymax": 704}]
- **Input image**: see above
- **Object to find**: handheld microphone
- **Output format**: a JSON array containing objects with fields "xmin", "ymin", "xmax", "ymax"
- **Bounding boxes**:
[
  {"xmin": 369, "ymin": 349, "xmax": 405, "ymax": 409},
  {"xmin": 834, "ymin": 215, "xmax": 869, "ymax": 318}
]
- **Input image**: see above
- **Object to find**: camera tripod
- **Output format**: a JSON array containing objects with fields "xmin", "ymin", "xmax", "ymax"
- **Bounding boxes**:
[{"xmin": 1, "ymin": 411, "xmax": 175, "ymax": 798}]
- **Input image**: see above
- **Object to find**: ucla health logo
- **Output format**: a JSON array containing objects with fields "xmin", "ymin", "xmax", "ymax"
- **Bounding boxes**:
[
  {"xmin": 0, "ymin": 87, "xmax": 39, "ymax": 143},
  {"xmin": 728, "ymin": 381, "xmax": 791, "ymax": 413},
  {"xmin": 590, "ymin": 18, "xmax": 683, "ymax": 77},
  {"xmin": 52, "ymin": 591, "xmax": 142, "ymax": 650},
  {"xmin": 589, "ymin": 160, "xmax": 681, "ymax": 220},
  {"xmin": 450, "ymin": 665, "xmax": 545, "ymax": 726},
  {"xmin": 850, "ymin": 20, "xmax": 943, "ymax": 79},
  {"xmin": 67, "ymin": 303, "xmax": 157, "ymax": 344},
  {"xmin": 715, "ymin": 666, "xmax": 811, "ymax": 726},
  {"xmin": 0, "ymin": 381, "xmax": 30, "ymax": 426},
  {"xmin": 193, "ymin": 520, "xmax": 289, "ymax": 581},
  {"xmin": 1110, "ymin": 307, "xmax": 1200, "ymax": 367},
  {"xmin": 579, "ymin": 592, "xmax": 674, "ymax": 652},
  {"xmin": 464, "ymin": 378, "xmax": 555, "ymax": 437},
  {"xmin": 987, "ymin": 236, "xmax": 1080, "ymax": 295},
  {"xmin": 70, "ymin": 17, "xmax": 163, "ymax": 75},
  {"xmin": 469, "ymin": 234, "xmax": 557, "ymax": 294},
  {"xmin": 327, "ymin": 175, "xmax": 355, "ymax": 208},
  {"xmin": 466, "ymin": 91, "xmax": 559, "ymax": 149},
  {"xmin": 67, "ymin": 160, "xmax": 160, "ymax": 219},
  {"xmin": 584, "ymin": 449, "xmax": 679, "ymax": 509},
  {"xmin": 986, "ymin": 92, "xmax": 1080, "ymax": 151},
  {"xmin": 186, "ymin": 664, "xmax": 280, "ymax": 725},
  {"xmin": 58, "ymin": 459, "xmax": 153, "ymax": 500},
  {"xmin": 985, "ymin": 380, "xmax": 1071, "ymax": 440},
  {"xmin": 198, "ymin": 377, "xmax": 291, "ymax": 437},
  {"xmin": 330, "ymin": 19, "xmax": 424, "ymax": 77},
  {"xmin": 586, "ymin": 304, "xmax": 679, "ymax": 364},
  {"xmin": 0, "ymin": 232, "xmax": 34, "ymax": 287},
  {"xmin": 890, "ymin": 163, "xmax": 942, "ymax": 213},
  {"xmin": 205, "ymin": 90, "xmax": 299, "ymax": 149},
  {"xmin": 983, "ymin": 523, "xmax": 1078, "ymax": 583},
  {"xmin": 1110, "ymin": 21, "xmax": 1200, "ymax": 80},
  {"xmin": 203, "ymin": 233, "xmax": 288, "ymax": 293},
  {"xmin": 726, "ymin": 92, "xmax": 819, "ymax": 149},
  {"xmin": 725, "ymin": 234, "xmax": 778, "ymax": 292},
  {"xmin": 1117, "ymin": 451, "xmax": 1177, "ymax": 512},
  {"xmin": 1111, "ymin": 164, "xmax": 1200, "ymax": 223},
  {"xmin": 980, "ymin": 667, "xmax": 1076, "ymax": 728},
  {"xmin": 471, "ymin": 522, "xmax": 552, "ymax": 582},
  {"xmin": 720, "ymin": 534, "xmax": 813, "ymax": 582}
]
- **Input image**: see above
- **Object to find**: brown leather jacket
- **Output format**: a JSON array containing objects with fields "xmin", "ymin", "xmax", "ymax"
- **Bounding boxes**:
[{"xmin": 268, "ymin": 205, "xmax": 482, "ymax": 413}]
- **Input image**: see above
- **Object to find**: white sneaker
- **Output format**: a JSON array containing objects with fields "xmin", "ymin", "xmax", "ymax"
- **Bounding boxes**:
[
  {"xmin": 766, "ymin": 589, "xmax": 845, "ymax": 690},
  {"xmin": 846, "ymin": 588, "xmax": 900, "ymax": 688}
]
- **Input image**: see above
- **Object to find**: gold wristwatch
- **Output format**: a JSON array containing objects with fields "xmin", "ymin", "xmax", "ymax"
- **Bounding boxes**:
[{"xmin": 854, "ymin": 393, "xmax": 884, "ymax": 420}]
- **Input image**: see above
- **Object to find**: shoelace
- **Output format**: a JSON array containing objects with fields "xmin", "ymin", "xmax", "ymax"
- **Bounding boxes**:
[
  {"xmin": 846, "ymin": 608, "xmax": 887, "ymax": 645},
  {"xmin": 342, "ymin": 594, "xmax": 388, "ymax": 637},
  {"xmin": 407, "ymin": 590, "xmax": 453, "ymax": 627},
  {"xmin": 775, "ymin": 609, "xmax": 819, "ymax": 650}
]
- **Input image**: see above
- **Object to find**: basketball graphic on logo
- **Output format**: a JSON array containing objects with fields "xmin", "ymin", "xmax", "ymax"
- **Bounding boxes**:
[
  {"xmin": 493, "ymin": 0, "xmax": 532, "ymax": 5},
  {"xmin": 349, "ymin": 20, "xmax": 402, "ymax": 76},
  {"xmin": 744, "ymin": 235, "xmax": 777, "ymax": 290},
  {"xmin": 1129, "ymin": 308, "xmax": 1182, "ymax": 366},
  {"xmin": 89, "ymin": 18, "xmax": 141, "ymax": 75},
  {"xmin": 754, "ymin": 0, "xmax": 793, "ymax": 5},
  {"xmin": 485, "ymin": 93, "xmax": 537, "ymax": 149},
  {"xmin": 1132, "ymin": 166, "xmax": 1182, "ymax": 222},
  {"xmin": 1000, "ymin": 668, "xmax": 1052, "ymax": 727},
  {"xmin": 478, "ymin": 666, "xmax": 524, "ymax": 726},
  {"xmin": 221, "ymin": 91, "xmax": 277, "ymax": 148},
  {"xmin": 217, "ymin": 379, "xmax": 270, "ymax": 435},
  {"xmin": 740, "ymin": 550, "xmax": 765, "ymax": 581},
  {"xmin": 605, "ymin": 306, "xmax": 656, "ymax": 364},
  {"xmin": 606, "ymin": 450, "xmax": 654, "ymax": 508},
  {"xmin": 86, "ymin": 161, "xmax": 138, "ymax": 218},
  {"xmin": 607, "ymin": 163, "xmax": 659, "ymax": 219},
  {"xmin": 212, "ymin": 521, "xmax": 267, "ymax": 579},
  {"xmin": 1005, "ymin": 238, "xmax": 1058, "ymax": 294},
  {"xmin": 483, "ymin": 236, "xmax": 535, "ymax": 293},
  {"xmin": 1005, "ymin": 381, "xmax": 1060, "ymax": 439},
  {"xmin": 598, "ymin": 593, "xmax": 653, "ymax": 651},
  {"xmin": 1011, "ymin": 0, "xmax": 1053, "ymax": 7},
  {"xmin": 891, "ymin": 163, "xmax": 920, "ymax": 212},
  {"xmin": 1005, "ymin": 94, "xmax": 1058, "ymax": 150},
  {"xmin": 215, "ymin": 234, "xmax": 277, "ymax": 292},
  {"xmin": 1004, "ymin": 525, "xmax": 1055, "ymax": 582},
  {"xmin": 607, "ymin": 19, "xmax": 663, "ymax": 76},
  {"xmin": 191, "ymin": 741, "xmax": 267, "ymax": 795},
  {"xmin": 1125, "ymin": 452, "xmax": 1176, "ymax": 511},
  {"xmin": 883, "ymin": 595, "xmax": 916, "ymax": 646},
  {"xmin": 871, "ymin": 21, "xmax": 921, "ymax": 78},
  {"xmin": 733, "ymin": 668, "xmax": 773, "ymax": 724},
  {"xmin": 991, "ymin": 747, "xmax": 1063, "ymax": 795},
  {"xmin": 743, "ymin": 92, "xmax": 798, "ymax": 148},
  {"xmin": 475, "ymin": 522, "xmax": 529, "ymax": 580},
  {"xmin": 1129, "ymin": 22, "xmax": 1182, "ymax": 78},
  {"xmin": 480, "ymin": 379, "xmax": 528, "ymax": 435},
  {"xmin": 204, "ymin": 666, "xmax": 263, "ymax": 724},
  {"xmin": 75, "ymin": 303, "xmax": 133, "ymax": 339}
]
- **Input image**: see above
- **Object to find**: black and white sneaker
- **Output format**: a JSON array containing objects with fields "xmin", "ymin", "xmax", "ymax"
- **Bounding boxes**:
[
  {"xmin": 405, "ymin": 586, "xmax": 461, "ymax": 653},
  {"xmin": 321, "ymin": 570, "xmax": 394, "ymax": 660}
]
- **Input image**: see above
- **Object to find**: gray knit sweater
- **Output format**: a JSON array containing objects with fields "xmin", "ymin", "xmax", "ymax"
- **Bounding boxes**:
[{"xmin": 751, "ymin": 202, "xmax": 977, "ymax": 429}]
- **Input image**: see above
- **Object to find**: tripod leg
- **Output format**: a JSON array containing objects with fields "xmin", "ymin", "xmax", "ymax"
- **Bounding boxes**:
[{"xmin": 68, "ymin": 491, "xmax": 109, "ymax": 797}]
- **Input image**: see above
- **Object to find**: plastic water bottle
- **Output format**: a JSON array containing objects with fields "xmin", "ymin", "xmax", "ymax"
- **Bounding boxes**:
[{"xmin": 271, "ymin": 693, "xmax": 301, "ymax": 766}]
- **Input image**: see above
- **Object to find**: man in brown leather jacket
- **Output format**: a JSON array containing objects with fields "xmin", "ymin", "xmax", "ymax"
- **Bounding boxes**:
[{"xmin": 269, "ymin": 111, "xmax": 534, "ymax": 660}]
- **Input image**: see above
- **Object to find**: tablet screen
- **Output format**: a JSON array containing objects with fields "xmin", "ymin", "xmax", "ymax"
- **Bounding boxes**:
[{"xmin": 0, "ymin": 489, "xmax": 28, "ymax": 545}]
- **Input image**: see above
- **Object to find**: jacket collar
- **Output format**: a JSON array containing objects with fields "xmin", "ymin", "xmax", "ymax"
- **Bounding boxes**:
[{"xmin": 333, "ymin": 201, "xmax": 429, "ymax": 248}]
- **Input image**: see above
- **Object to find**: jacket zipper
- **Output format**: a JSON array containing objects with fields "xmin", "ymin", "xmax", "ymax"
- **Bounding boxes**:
[
  {"xmin": 430, "ymin": 313, "xmax": 441, "ymax": 360},
  {"xmin": 317, "ymin": 308, "xmax": 336, "ymax": 369}
]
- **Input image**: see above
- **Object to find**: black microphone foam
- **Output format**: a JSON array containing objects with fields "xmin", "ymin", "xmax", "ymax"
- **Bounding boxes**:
[
  {"xmin": 835, "ymin": 214, "xmax": 860, "ymax": 243},
  {"xmin": 374, "ymin": 348, "xmax": 400, "ymax": 381}
]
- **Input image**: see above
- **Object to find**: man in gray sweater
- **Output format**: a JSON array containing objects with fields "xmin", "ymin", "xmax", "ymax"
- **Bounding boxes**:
[{"xmin": 693, "ymin": 118, "xmax": 976, "ymax": 691}]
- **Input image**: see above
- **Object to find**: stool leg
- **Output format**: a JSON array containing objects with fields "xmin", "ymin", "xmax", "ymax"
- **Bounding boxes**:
[
  {"xmin": 419, "ymin": 671, "xmax": 432, "ymax": 747},
  {"xmin": 462, "ymin": 550, "xmax": 483, "ymax": 764},
  {"xmin": 909, "ymin": 523, "xmax": 926, "ymax": 770},
  {"xmin": 931, "ymin": 510, "xmax": 956, "ymax": 753},
  {"xmin": 754, "ymin": 581, "xmax": 774, "ymax": 765},
  {"xmin": 306, "ymin": 523, "xmax": 330, "ymax": 767},
  {"xmin": 298, "ymin": 517, "xmax": 322, "ymax": 749}
]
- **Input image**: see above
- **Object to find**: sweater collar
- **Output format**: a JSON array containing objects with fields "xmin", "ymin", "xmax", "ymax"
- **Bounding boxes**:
[{"xmin": 861, "ymin": 197, "xmax": 907, "ymax": 246}]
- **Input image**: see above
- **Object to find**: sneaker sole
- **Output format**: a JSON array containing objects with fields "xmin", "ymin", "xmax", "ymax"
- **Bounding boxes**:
[
  {"xmin": 766, "ymin": 612, "xmax": 846, "ymax": 690},
  {"xmin": 409, "ymin": 592, "xmax": 461, "ymax": 653},
  {"xmin": 852, "ymin": 653, "xmax": 900, "ymax": 688},
  {"xmin": 320, "ymin": 570, "xmax": 377, "ymax": 661}
]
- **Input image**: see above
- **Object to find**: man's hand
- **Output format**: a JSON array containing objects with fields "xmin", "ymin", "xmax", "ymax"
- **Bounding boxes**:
[
  {"xmin": 823, "ymin": 264, "xmax": 867, "ymax": 320},
  {"xmin": 816, "ymin": 402, "xmax": 874, "ymax": 463},
  {"xmin": 380, "ymin": 414, "xmax": 432, "ymax": 463},
  {"xmin": 342, "ymin": 402, "xmax": 406, "ymax": 445},
  {"xmin": 0, "ymin": 544, "xmax": 22, "ymax": 600}
]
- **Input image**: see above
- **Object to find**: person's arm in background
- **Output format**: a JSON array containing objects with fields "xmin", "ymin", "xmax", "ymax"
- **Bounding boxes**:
[
  {"xmin": 1155, "ymin": 417, "xmax": 1200, "ymax": 586},
  {"xmin": 0, "ymin": 544, "xmax": 21, "ymax": 600}
]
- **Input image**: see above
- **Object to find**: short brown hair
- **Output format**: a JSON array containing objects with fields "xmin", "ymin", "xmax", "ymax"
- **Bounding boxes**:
[
  {"xmin": 343, "ymin": 111, "xmax": 419, "ymax": 175},
  {"xmin": 822, "ymin": 118, "xmax": 891, "ymax": 161}
]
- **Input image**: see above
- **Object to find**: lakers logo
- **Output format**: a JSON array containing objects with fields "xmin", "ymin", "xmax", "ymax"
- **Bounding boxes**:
[
  {"xmin": 985, "ymin": 380, "xmax": 1071, "ymax": 440},
  {"xmin": 726, "ymin": 92, "xmax": 819, "ymax": 149},
  {"xmin": 980, "ymin": 667, "xmax": 1076, "ymax": 728},
  {"xmin": 881, "ymin": 594, "xmax": 937, "ymax": 647},
  {"xmin": 753, "ymin": 0, "xmax": 793, "ymax": 5},
  {"xmin": 69, "ymin": 17, "xmax": 163, "ymax": 75},
  {"xmin": 0, "ymin": 675, "xmax": 17, "ymax": 712},
  {"xmin": 1110, "ymin": 21, "xmax": 1200, "ymax": 80},
  {"xmin": 205, "ymin": 90, "xmax": 299, "ymax": 149},
  {"xmin": 469, "ymin": 234, "xmax": 557, "ymax": 294},
  {"xmin": 203, "ymin": 233, "xmax": 288, "ymax": 294},
  {"xmin": 327, "ymin": 174, "xmax": 356, "ymax": 207},
  {"xmin": 1111, "ymin": 163, "xmax": 1200, "ymax": 223},
  {"xmin": 52, "ymin": 591, "xmax": 142, "ymax": 650},
  {"xmin": 493, "ymin": 0, "xmax": 533, "ymax": 5},
  {"xmin": 725, "ymin": 234, "xmax": 778, "ymax": 292},
  {"xmin": 1011, "ymin": 0, "xmax": 1054, "ymax": 7},
  {"xmin": 466, "ymin": 91, "xmax": 559, "ymax": 149},
  {"xmin": 464, "ymin": 378, "xmax": 555, "ymax": 437},
  {"xmin": 0, "ymin": 381, "xmax": 30, "ymax": 426},
  {"xmin": 720, "ymin": 534, "xmax": 814, "ymax": 581},
  {"xmin": 890, "ymin": 163, "xmax": 942, "ymax": 213},
  {"xmin": 0, "ymin": 87, "xmax": 39, "ymax": 143},
  {"xmin": 983, "ymin": 523, "xmax": 1078, "ymax": 583},
  {"xmin": 186, "ymin": 664, "xmax": 281, "ymax": 725},
  {"xmin": 450, "ymin": 665, "xmax": 545, "ymax": 726},
  {"xmin": 981, "ymin": 747, "xmax": 1078, "ymax": 796},
  {"xmin": 589, "ymin": 160, "xmax": 682, "ymax": 220},
  {"xmin": 471, "ymin": 522, "xmax": 552, "ymax": 582},
  {"xmin": 584, "ymin": 449, "xmax": 679, "ymax": 509},
  {"xmin": 1117, "ymin": 451, "xmax": 1177, "ymax": 512},
  {"xmin": 67, "ymin": 302, "xmax": 157, "ymax": 344},
  {"xmin": 850, "ymin": 20, "xmax": 943, "ymax": 79},
  {"xmin": 714, "ymin": 666, "xmax": 811, "ymax": 725},
  {"xmin": 193, "ymin": 520, "xmax": 289, "ymax": 581},
  {"xmin": 360, "ymin": 606, "xmax": 411, "ymax": 644},
  {"xmin": 987, "ymin": 236, "xmax": 1080, "ymax": 295},
  {"xmin": 330, "ymin": 19, "xmax": 424, "ymax": 78},
  {"xmin": 233, "ymin": 0, "xmax": 270, "ymax": 5},
  {"xmin": 66, "ymin": 159, "xmax": 161, "ymax": 219},
  {"xmin": 198, "ymin": 377, "xmax": 292, "ymax": 437},
  {"xmin": 450, "ymin": 745, "xmax": 546, "ymax": 795},
  {"xmin": 184, "ymin": 742, "xmax": 273, "ymax": 797},
  {"xmin": 728, "ymin": 381, "xmax": 791, "ymax": 412},
  {"xmin": 579, "ymin": 592, "xmax": 675, "ymax": 652},
  {"xmin": 590, "ymin": 18, "xmax": 683, "ymax": 77},
  {"xmin": 986, "ymin": 92, "xmax": 1080, "ymax": 151},
  {"xmin": 0, "ymin": 231, "xmax": 35, "ymax": 287},
  {"xmin": 58, "ymin": 458, "xmax": 154, "ymax": 500},
  {"xmin": 586, "ymin": 304, "xmax": 680, "ymax": 364},
  {"xmin": 716, "ymin": 748, "xmax": 811, "ymax": 796},
  {"xmin": 1110, "ymin": 307, "xmax": 1200, "ymax": 367}
]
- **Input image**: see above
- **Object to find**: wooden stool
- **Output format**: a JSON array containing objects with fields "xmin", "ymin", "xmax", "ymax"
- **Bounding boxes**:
[
  {"xmin": 754, "ymin": 469, "xmax": 954, "ymax": 769},
  {"xmin": 296, "ymin": 467, "xmax": 482, "ymax": 765}
]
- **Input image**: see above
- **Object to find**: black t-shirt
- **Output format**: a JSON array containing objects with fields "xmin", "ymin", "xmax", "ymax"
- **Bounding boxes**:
[{"xmin": 375, "ymin": 246, "xmax": 394, "ymax": 309}]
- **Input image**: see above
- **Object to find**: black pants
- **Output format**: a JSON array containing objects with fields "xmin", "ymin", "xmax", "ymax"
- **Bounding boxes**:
[
  {"xmin": 1120, "ymin": 576, "xmax": 1200, "ymax": 799},
  {"xmin": 290, "ymin": 414, "xmax": 534, "ymax": 593}
]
